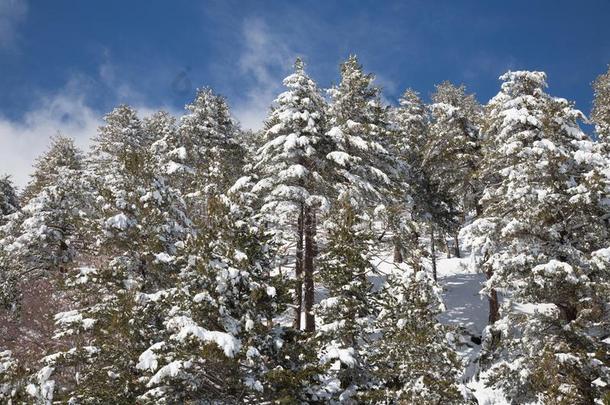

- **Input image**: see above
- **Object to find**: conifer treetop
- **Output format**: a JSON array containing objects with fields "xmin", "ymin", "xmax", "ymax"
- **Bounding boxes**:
[{"xmin": 592, "ymin": 65, "xmax": 610, "ymax": 142}]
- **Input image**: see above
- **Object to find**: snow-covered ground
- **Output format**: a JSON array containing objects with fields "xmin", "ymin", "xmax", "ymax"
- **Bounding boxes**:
[
  {"xmin": 280, "ymin": 240, "xmax": 507, "ymax": 403},
  {"xmin": 435, "ymin": 255, "xmax": 509, "ymax": 405},
  {"xmin": 437, "ymin": 257, "xmax": 487, "ymax": 335}
]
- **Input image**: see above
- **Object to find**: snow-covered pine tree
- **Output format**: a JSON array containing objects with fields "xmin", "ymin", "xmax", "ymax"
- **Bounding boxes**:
[
  {"xmin": 37, "ymin": 106, "xmax": 190, "ymax": 403},
  {"xmin": 177, "ymin": 88, "xmax": 245, "ymax": 224},
  {"xmin": 145, "ymin": 111, "xmax": 181, "ymax": 173},
  {"xmin": 368, "ymin": 266, "xmax": 464, "ymax": 404},
  {"xmin": 326, "ymin": 55, "xmax": 396, "ymax": 212},
  {"xmin": 252, "ymin": 58, "xmax": 331, "ymax": 332},
  {"xmin": 592, "ymin": 65, "xmax": 610, "ymax": 149},
  {"xmin": 0, "ymin": 176, "xmax": 19, "ymax": 221},
  {"xmin": 0, "ymin": 135, "xmax": 87, "ymax": 311},
  {"xmin": 463, "ymin": 71, "xmax": 610, "ymax": 404},
  {"xmin": 134, "ymin": 183, "xmax": 296, "ymax": 403},
  {"xmin": 391, "ymin": 89, "xmax": 428, "ymax": 165},
  {"xmin": 315, "ymin": 198, "xmax": 376, "ymax": 401},
  {"xmin": 425, "ymin": 81, "xmax": 482, "ymax": 261},
  {"xmin": 19, "ymin": 135, "xmax": 84, "ymax": 204},
  {"xmin": 388, "ymin": 89, "xmax": 429, "ymax": 266},
  {"xmin": 0, "ymin": 136, "xmax": 92, "ymax": 404}
]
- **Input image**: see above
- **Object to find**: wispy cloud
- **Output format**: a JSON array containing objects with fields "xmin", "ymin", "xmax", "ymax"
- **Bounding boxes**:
[
  {"xmin": 0, "ymin": 78, "xmax": 100, "ymax": 188},
  {"xmin": 0, "ymin": 0, "xmax": 27, "ymax": 50},
  {"xmin": 232, "ymin": 17, "xmax": 295, "ymax": 130},
  {"xmin": 0, "ymin": 57, "xmax": 180, "ymax": 189}
]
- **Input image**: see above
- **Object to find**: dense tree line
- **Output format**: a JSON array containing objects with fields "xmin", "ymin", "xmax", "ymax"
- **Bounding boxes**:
[{"xmin": 0, "ymin": 58, "xmax": 609, "ymax": 404}]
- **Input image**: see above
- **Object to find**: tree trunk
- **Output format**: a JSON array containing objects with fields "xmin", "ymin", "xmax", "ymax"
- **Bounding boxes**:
[
  {"xmin": 293, "ymin": 205, "xmax": 304, "ymax": 329},
  {"xmin": 488, "ymin": 288, "xmax": 499, "ymax": 324},
  {"xmin": 486, "ymin": 270, "xmax": 499, "ymax": 324},
  {"xmin": 454, "ymin": 231, "xmax": 461, "ymax": 258},
  {"xmin": 393, "ymin": 239, "xmax": 403, "ymax": 263},
  {"xmin": 430, "ymin": 226, "xmax": 437, "ymax": 281},
  {"xmin": 303, "ymin": 205, "xmax": 316, "ymax": 332},
  {"xmin": 312, "ymin": 210, "xmax": 318, "ymax": 257},
  {"xmin": 485, "ymin": 269, "xmax": 501, "ymax": 354},
  {"xmin": 445, "ymin": 235, "xmax": 451, "ymax": 258}
]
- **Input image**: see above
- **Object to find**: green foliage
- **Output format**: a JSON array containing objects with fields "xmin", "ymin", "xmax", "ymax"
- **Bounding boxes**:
[{"xmin": 369, "ymin": 268, "xmax": 464, "ymax": 404}]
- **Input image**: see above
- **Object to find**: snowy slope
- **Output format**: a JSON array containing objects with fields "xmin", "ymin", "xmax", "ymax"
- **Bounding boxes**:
[
  {"xmin": 437, "ymin": 257, "xmax": 487, "ymax": 335},
  {"xmin": 278, "ymin": 240, "xmax": 508, "ymax": 403},
  {"xmin": 435, "ymin": 255, "xmax": 509, "ymax": 405}
]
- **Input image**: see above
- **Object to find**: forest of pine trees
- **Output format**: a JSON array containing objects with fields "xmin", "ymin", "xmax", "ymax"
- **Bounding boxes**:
[{"xmin": 0, "ymin": 57, "xmax": 609, "ymax": 404}]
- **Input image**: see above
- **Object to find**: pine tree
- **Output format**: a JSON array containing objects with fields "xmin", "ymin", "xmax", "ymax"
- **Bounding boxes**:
[
  {"xmin": 0, "ymin": 176, "xmax": 19, "ymax": 221},
  {"xmin": 369, "ymin": 267, "xmax": 464, "ymax": 403},
  {"xmin": 0, "ymin": 136, "xmax": 87, "ymax": 311},
  {"xmin": 592, "ymin": 65, "xmax": 610, "ymax": 148},
  {"xmin": 176, "ymin": 88, "xmax": 245, "ymax": 223},
  {"xmin": 134, "ymin": 185, "xmax": 296, "ymax": 403},
  {"xmin": 463, "ymin": 71, "xmax": 610, "ymax": 403},
  {"xmin": 388, "ymin": 89, "xmax": 428, "ymax": 265},
  {"xmin": 425, "ymin": 81, "xmax": 482, "ymax": 261},
  {"xmin": 326, "ymin": 55, "xmax": 396, "ymax": 210},
  {"xmin": 38, "ymin": 106, "xmax": 190, "ymax": 402},
  {"xmin": 252, "ymin": 58, "xmax": 331, "ymax": 332},
  {"xmin": 315, "ymin": 198, "xmax": 376, "ymax": 401},
  {"xmin": 20, "ymin": 135, "xmax": 84, "ymax": 203},
  {"xmin": 391, "ymin": 89, "xmax": 428, "ymax": 165}
]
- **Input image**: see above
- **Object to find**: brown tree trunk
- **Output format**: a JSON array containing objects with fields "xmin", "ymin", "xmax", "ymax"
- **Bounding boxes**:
[
  {"xmin": 393, "ymin": 239, "xmax": 403, "ymax": 263},
  {"xmin": 488, "ymin": 288, "xmax": 500, "ymax": 324},
  {"xmin": 293, "ymin": 204, "xmax": 304, "ymax": 329},
  {"xmin": 303, "ymin": 205, "xmax": 316, "ymax": 332},
  {"xmin": 454, "ymin": 231, "xmax": 461, "ymax": 258},
  {"xmin": 430, "ymin": 226, "xmax": 437, "ymax": 281},
  {"xmin": 486, "ymin": 270, "xmax": 501, "ymax": 353},
  {"xmin": 486, "ymin": 270, "xmax": 499, "ymax": 324},
  {"xmin": 312, "ymin": 210, "xmax": 318, "ymax": 256}
]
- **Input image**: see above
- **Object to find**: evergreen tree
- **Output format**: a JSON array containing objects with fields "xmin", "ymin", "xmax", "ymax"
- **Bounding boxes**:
[
  {"xmin": 326, "ymin": 55, "xmax": 396, "ymax": 211},
  {"xmin": 315, "ymin": 198, "xmax": 376, "ymax": 401},
  {"xmin": 38, "ymin": 106, "xmax": 190, "ymax": 402},
  {"xmin": 388, "ymin": 89, "xmax": 429, "ymax": 266},
  {"xmin": 176, "ymin": 88, "xmax": 245, "ymax": 223},
  {"xmin": 20, "ymin": 135, "xmax": 84, "ymax": 204},
  {"xmin": 0, "ymin": 176, "xmax": 19, "ymax": 221},
  {"xmin": 391, "ymin": 89, "xmax": 428, "ymax": 165},
  {"xmin": 0, "ymin": 136, "xmax": 87, "ymax": 311},
  {"xmin": 592, "ymin": 65, "xmax": 610, "ymax": 148},
  {"xmin": 252, "ymin": 58, "xmax": 331, "ymax": 332},
  {"xmin": 425, "ymin": 81, "xmax": 482, "ymax": 262},
  {"xmin": 463, "ymin": 71, "xmax": 610, "ymax": 404},
  {"xmin": 369, "ymin": 267, "xmax": 464, "ymax": 404}
]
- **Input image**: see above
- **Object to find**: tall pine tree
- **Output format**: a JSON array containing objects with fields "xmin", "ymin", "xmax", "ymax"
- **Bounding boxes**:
[
  {"xmin": 463, "ymin": 71, "xmax": 610, "ymax": 403},
  {"xmin": 252, "ymin": 58, "xmax": 331, "ymax": 332}
]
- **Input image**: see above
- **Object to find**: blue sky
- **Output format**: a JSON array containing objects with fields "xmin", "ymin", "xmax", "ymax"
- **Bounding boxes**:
[{"xmin": 1, "ymin": 0, "xmax": 610, "ymax": 186}]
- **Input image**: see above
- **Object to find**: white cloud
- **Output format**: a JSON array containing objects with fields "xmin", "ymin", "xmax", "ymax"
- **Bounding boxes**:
[
  {"xmin": 0, "ymin": 79, "xmax": 100, "ymax": 189},
  {"xmin": 98, "ymin": 49, "xmax": 149, "ymax": 104},
  {"xmin": 0, "ymin": 69, "xmax": 179, "ymax": 189},
  {"xmin": 0, "ymin": 0, "xmax": 27, "ymax": 49},
  {"xmin": 373, "ymin": 73, "xmax": 398, "ymax": 106},
  {"xmin": 1, "ymin": 19, "xmax": 297, "ymax": 188},
  {"xmin": 232, "ymin": 17, "xmax": 295, "ymax": 130}
]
